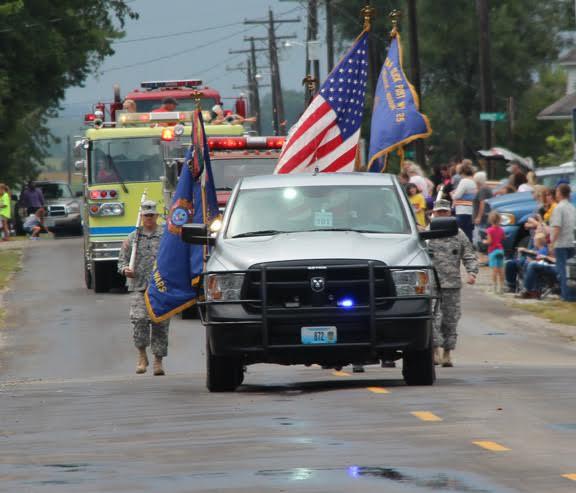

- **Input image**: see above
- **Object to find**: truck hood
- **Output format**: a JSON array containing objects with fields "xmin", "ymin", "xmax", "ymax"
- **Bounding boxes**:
[
  {"xmin": 208, "ymin": 231, "xmax": 426, "ymax": 271},
  {"xmin": 485, "ymin": 191, "xmax": 533, "ymax": 209}
]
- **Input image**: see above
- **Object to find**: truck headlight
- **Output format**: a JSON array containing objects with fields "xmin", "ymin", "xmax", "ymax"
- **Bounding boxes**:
[
  {"xmin": 89, "ymin": 202, "xmax": 125, "ymax": 216},
  {"xmin": 500, "ymin": 213, "xmax": 515, "ymax": 226},
  {"xmin": 206, "ymin": 273, "xmax": 245, "ymax": 301},
  {"xmin": 66, "ymin": 202, "xmax": 80, "ymax": 214},
  {"xmin": 392, "ymin": 270, "xmax": 431, "ymax": 296}
]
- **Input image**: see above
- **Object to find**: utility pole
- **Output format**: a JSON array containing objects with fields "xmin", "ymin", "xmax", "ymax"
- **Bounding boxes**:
[
  {"xmin": 230, "ymin": 38, "xmax": 268, "ymax": 134},
  {"xmin": 66, "ymin": 135, "xmax": 71, "ymax": 186},
  {"xmin": 245, "ymin": 10, "xmax": 300, "ymax": 135},
  {"xmin": 325, "ymin": 0, "xmax": 335, "ymax": 72},
  {"xmin": 305, "ymin": 0, "xmax": 321, "ymax": 103},
  {"xmin": 477, "ymin": 0, "xmax": 494, "ymax": 151},
  {"xmin": 406, "ymin": 0, "xmax": 426, "ymax": 168}
]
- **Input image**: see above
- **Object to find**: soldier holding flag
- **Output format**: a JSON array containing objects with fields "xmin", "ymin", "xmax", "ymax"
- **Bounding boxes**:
[{"xmin": 118, "ymin": 200, "xmax": 169, "ymax": 376}]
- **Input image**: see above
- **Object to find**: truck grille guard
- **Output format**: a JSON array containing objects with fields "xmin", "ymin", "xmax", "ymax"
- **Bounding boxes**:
[{"xmin": 197, "ymin": 262, "xmax": 441, "ymax": 351}]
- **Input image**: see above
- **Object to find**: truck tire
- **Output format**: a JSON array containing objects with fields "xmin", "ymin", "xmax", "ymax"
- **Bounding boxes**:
[
  {"xmin": 402, "ymin": 338, "xmax": 436, "ymax": 386},
  {"xmin": 84, "ymin": 260, "xmax": 92, "ymax": 289},
  {"xmin": 92, "ymin": 262, "xmax": 110, "ymax": 293},
  {"xmin": 205, "ymin": 337, "xmax": 243, "ymax": 392}
]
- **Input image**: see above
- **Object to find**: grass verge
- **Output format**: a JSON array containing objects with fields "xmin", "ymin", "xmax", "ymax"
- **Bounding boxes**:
[
  {"xmin": 0, "ymin": 249, "xmax": 22, "ymax": 327},
  {"xmin": 511, "ymin": 300, "xmax": 576, "ymax": 327}
]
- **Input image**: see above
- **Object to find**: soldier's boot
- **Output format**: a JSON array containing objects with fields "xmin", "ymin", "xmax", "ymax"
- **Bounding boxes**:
[
  {"xmin": 136, "ymin": 348, "xmax": 148, "ymax": 374},
  {"xmin": 434, "ymin": 348, "xmax": 441, "ymax": 366},
  {"xmin": 442, "ymin": 349, "xmax": 453, "ymax": 368},
  {"xmin": 153, "ymin": 356, "xmax": 165, "ymax": 376}
]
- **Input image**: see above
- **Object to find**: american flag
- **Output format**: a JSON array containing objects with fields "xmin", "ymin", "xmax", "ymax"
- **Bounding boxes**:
[{"xmin": 274, "ymin": 32, "xmax": 369, "ymax": 174}]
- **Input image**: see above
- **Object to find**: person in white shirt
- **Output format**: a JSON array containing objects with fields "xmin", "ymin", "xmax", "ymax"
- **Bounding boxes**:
[{"xmin": 451, "ymin": 162, "xmax": 477, "ymax": 241}]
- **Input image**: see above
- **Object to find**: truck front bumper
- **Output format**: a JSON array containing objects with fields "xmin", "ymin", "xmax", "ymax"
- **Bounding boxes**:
[{"xmin": 200, "ymin": 262, "xmax": 438, "ymax": 365}]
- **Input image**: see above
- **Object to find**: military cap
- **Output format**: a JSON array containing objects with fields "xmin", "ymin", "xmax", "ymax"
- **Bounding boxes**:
[
  {"xmin": 433, "ymin": 199, "xmax": 451, "ymax": 212},
  {"xmin": 140, "ymin": 199, "xmax": 158, "ymax": 214}
]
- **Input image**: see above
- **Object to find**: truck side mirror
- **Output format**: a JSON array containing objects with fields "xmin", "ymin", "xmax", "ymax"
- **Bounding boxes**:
[
  {"xmin": 181, "ymin": 223, "xmax": 215, "ymax": 246},
  {"xmin": 419, "ymin": 217, "xmax": 459, "ymax": 240},
  {"xmin": 74, "ymin": 160, "xmax": 86, "ymax": 171}
]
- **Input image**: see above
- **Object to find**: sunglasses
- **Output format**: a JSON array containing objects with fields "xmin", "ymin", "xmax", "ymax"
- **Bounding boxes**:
[{"xmin": 142, "ymin": 213, "xmax": 156, "ymax": 217}]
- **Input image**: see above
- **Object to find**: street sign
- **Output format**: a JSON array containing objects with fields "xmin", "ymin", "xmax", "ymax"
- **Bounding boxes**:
[{"xmin": 480, "ymin": 112, "xmax": 507, "ymax": 122}]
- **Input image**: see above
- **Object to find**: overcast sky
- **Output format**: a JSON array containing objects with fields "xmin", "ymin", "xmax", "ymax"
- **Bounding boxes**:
[{"xmin": 62, "ymin": 0, "xmax": 341, "ymax": 116}]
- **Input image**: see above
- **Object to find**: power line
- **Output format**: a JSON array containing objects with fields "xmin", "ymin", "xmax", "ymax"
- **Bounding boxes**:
[
  {"xmin": 114, "ymin": 21, "xmax": 242, "ymax": 44},
  {"xmin": 101, "ymin": 25, "xmax": 261, "ymax": 73}
]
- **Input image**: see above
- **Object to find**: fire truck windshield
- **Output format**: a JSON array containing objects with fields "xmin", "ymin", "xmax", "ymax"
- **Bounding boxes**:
[
  {"xmin": 133, "ymin": 97, "xmax": 218, "ymax": 113},
  {"xmin": 211, "ymin": 157, "xmax": 278, "ymax": 190},
  {"xmin": 90, "ymin": 138, "xmax": 163, "ymax": 185}
]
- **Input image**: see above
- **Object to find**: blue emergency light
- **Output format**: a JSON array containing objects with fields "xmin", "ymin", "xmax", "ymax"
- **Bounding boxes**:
[{"xmin": 337, "ymin": 297, "xmax": 355, "ymax": 309}]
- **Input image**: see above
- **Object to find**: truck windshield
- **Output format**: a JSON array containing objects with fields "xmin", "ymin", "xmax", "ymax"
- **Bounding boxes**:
[
  {"xmin": 131, "ymin": 97, "xmax": 218, "ymax": 113},
  {"xmin": 39, "ymin": 183, "xmax": 73, "ymax": 199},
  {"xmin": 90, "ymin": 137, "xmax": 162, "ymax": 184},
  {"xmin": 227, "ymin": 185, "xmax": 410, "ymax": 238},
  {"xmin": 211, "ymin": 157, "xmax": 278, "ymax": 190}
]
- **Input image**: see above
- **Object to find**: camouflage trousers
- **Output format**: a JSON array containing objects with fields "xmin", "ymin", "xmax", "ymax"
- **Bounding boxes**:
[
  {"xmin": 433, "ymin": 288, "xmax": 462, "ymax": 351},
  {"xmin": 130, "ymin": 291, "xmax": 170, "ymax": 357}
]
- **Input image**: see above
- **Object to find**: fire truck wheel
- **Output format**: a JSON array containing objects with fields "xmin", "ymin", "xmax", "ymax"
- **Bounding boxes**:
[
  {"xmin": 84, "ymin": 260, "xmax": 92, "ymax": 289},
  {"xmin": 92, "ymin": 262, "xmax": 110, "ymax": 293}
]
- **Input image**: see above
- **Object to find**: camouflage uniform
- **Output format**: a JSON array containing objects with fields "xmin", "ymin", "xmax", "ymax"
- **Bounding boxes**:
[
  {"xmin": 428, "ymin": 229, "xmax": 478, "ymax": 351},
  {"xmin": 118, "ymin": 225, "xmax": 170, "ymax": 357}
]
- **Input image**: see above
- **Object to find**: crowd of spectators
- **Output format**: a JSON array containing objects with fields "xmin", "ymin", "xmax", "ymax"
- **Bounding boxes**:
[{"xmin": 398, "ymin": 157, "xmax": 576, "ymax": 303}]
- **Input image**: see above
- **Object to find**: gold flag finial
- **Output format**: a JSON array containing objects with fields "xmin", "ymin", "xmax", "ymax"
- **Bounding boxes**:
[
  {"xmin": 361, "ymin": 4, "xmax": 376, "ymax": 32},
  {"xmin": 191, "ymin": 90, "xmax": 202, "ymax": 110},
  {"xmin": 389, "ymin": 9, "xmax": 401, "ymax": 36}
]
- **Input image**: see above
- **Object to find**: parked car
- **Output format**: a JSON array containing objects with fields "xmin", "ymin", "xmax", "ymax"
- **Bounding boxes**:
[
  {"xmin": 15, "ymin": 181, "xmax": 83, "ymax": 236},
  {"xmin": 481, "ymin": 163, "xmax": 575, "ymax": 254}
]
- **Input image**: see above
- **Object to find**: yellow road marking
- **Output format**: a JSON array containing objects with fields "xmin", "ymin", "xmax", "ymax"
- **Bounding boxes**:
[
  {"xmin": 562, "ymin": 474, "xmax": 576, "ymax": 481},
  {"xmin": 331, "ymin": 371, "xmax": 350, "ymax": 377},
  {"xmin": 366, "ymin": 387, "xmax": 390, "ymax": 394},
  {"xmin": 411, "ymin": 411, "xmax": 442, "ymax": 422},
  {"xmin": 473, "ymin": 441, "xmax": 510, "ymax": 452}
]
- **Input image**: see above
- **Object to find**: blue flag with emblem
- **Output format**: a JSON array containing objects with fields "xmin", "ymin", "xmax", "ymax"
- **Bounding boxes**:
[
  {"xmin": 367, "ymin": 30, "xmax": 432, "ymax": 172},
  {"xmin": 145, "ymin": 109, "xmax": 219, "ymax": 322}
]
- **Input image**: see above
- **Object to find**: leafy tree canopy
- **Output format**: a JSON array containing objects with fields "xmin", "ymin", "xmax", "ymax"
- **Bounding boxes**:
[
  {"xmin": 331, "ymin": 0, "xmax": 574, "ymax": 166},
  {"xmin": 0, "ymin": 0, "xmax": 137, "ymax": 187}
]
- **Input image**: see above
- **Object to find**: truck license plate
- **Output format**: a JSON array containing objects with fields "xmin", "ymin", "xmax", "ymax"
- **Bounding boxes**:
[{"xmin": 301, "ymin": 326, "xmax": 337, "ymax": 345}]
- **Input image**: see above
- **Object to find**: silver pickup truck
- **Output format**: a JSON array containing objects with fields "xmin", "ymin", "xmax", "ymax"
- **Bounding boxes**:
[{"xmin": 183, "ymin": 172, "xmax": 458, "ymax": 392}]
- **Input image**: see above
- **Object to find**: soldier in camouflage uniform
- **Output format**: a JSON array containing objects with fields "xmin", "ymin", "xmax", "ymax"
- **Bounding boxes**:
[
  {"xmin": 427, "ymin": 199, "xmax": 478, "ymax": 367},
  {"xmin": 118, "ymin": 200, "xmax": 169, "ymax": 376}
]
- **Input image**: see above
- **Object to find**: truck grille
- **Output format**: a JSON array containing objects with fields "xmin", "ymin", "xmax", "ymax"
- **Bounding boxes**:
[
  {"xmin": 47, "ymin": 205, "xmax": 66, "ymax": 217},
  {"xmin": 242, "ymin": 259, "xmax": 395, "ymax": 313}
]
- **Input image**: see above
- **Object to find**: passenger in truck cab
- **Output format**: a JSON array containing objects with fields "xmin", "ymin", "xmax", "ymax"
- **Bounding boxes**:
[
  {"xmin": 152, "ymin": 97, "xmax": 178, "ymax": 113},
  {"xmin": 122, "ymin": 99, "xmax": 137, "ymax": 113},
  {"xmin": 96, "ymin": 156, "xmax": 118, "ymax": 184}
]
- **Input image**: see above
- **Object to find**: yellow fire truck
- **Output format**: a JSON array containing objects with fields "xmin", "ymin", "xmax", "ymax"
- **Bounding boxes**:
[{"xmin": 77, "ymin": 111, "xmax": 244, "ymax": 293}]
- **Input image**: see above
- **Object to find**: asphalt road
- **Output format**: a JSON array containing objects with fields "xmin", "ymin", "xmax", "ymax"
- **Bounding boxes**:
[{"xmin": 1, "ymin": 238, "xmax": 576, "ymax": 492}]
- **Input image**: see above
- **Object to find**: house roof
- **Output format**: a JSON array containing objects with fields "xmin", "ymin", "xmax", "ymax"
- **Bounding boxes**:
[{"xmin": 537, "ymin": 92, "xmax": 576, "ymax": 120}]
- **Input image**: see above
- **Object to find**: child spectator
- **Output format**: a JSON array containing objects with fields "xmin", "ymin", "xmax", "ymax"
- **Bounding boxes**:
[
  {"xmin": 484, "ymin": 211, "xmax": 505, "ymax": 293},
  {"xmin": 451, "ymin": 162, "xmax": 477, "ymax": 242},
  {"xmin": 406, "ymin": 182, "xmax": 426, "ymax": 227},
  {"xmin": 23, "ymin": 208, "xmax": 47, "ymax": 240}
]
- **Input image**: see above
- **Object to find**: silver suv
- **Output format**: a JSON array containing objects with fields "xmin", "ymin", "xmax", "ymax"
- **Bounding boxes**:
[{"xmin": 184, "ymin": 172, "xmax": 457, "ymax": 392}]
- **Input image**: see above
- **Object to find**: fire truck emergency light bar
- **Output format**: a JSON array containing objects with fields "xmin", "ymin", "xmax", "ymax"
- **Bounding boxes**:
[
  {"xmin": 208, "ymin": 136, "xmax": 286, "ymax": 150},
  {"xmin": 118, "ymin": 111, "xmax": 196, "ymax": 125},
  {"xmin": 141, "ymin": 79, "xmax": 202, "ymax": 90}
]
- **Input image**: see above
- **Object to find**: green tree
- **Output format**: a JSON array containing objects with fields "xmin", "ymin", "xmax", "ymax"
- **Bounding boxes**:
[
  {"xmin": 0, "ymin": 1, "xmax": 137, "ymax": 187},
  {"xmin": 331, "ymin": 0, "xmax": 573, "ymax": 166}
]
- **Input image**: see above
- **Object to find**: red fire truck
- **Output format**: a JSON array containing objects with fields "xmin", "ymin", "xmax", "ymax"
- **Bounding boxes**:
[
  {"xmin": 87, "ymin": 79, "xmax": 247, "ymax": 125},
  {"xmin": 207, "ymin": 136, "xmax": 285, "ymax": 209}
]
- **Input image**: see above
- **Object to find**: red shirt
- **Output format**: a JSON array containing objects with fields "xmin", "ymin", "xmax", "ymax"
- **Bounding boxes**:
[{"xmin": 486, "ymin": 225, "xmax": 505, "ymax": 252}]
